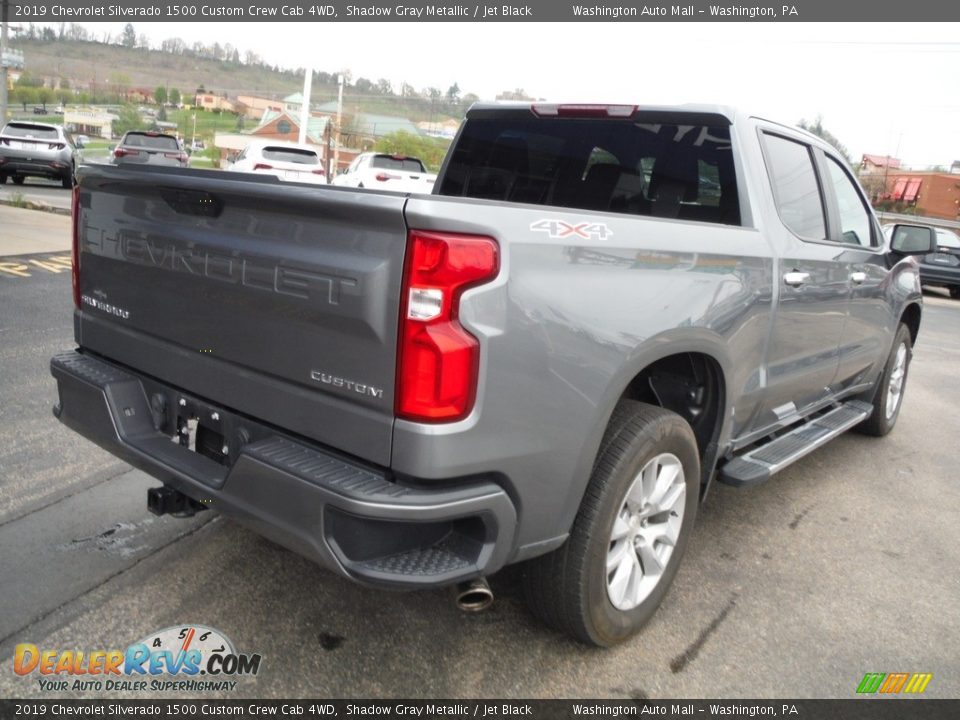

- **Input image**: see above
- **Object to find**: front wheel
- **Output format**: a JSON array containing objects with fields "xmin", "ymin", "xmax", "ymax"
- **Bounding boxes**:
[
  {"xmin": 856, "ymin": 323, "xmax": 912, "ymax": 437},
  {"xmin": 522, "ymin": 401, "xmax": 699, "ymax": 646}
]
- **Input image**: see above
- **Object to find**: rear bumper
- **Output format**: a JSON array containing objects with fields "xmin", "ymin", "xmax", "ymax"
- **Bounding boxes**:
[
  {"xmin": 51, "ymin": 350, "xmax": 517, "ymax": 589},
  {"xmin": 0, "ymin": 157, "xmax": 70, "ymax": 179}
]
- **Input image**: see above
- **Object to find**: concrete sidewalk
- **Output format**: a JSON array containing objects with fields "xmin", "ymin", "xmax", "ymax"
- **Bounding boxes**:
[{"xmin": 0, "ymin": 204, "xmax": 71, "ymax": 257}]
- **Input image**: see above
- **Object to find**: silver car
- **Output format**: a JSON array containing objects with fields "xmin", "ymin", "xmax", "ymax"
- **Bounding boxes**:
[
  {"xmin": 111, "ymin": 131, "xmax": 189, "ymax": 168},
  {"xmin": 0, "ymin": 121, "xmax": 82, "ymax": 188}
]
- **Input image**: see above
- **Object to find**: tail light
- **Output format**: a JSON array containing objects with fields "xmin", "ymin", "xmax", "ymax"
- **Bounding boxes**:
[
  {"xmin": 113, "ymin": 147, "xmax": 139, "ymax": 158},
  {"xmin": 375, "ymin": 173, "xmax": 400, "ymax": 182},
  {"xmin": 164, "ymin": 152, "xmax": 188, "ymax": 163},
  {"xmin": 253, "ymin": 163, "xmax": 273, "ymax": 171},
  {"xmin": 71, "ymin": 184, "xmax": 81, "ymax": 309},
  {"xmin": 49, "ymin": 142, "xmax": 65, "ymax": 150},
  {"xmin": 311, "ymin": 169, "xmax": 326, "ymax": 176},
  {"xmin": 397, "ymin": 230, "xmax": 499, "ymax": 422}
]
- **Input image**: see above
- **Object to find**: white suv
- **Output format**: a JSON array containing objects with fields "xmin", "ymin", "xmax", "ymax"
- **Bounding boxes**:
[{"xmin": 228, "ymin": 140, "xmax": 327, "ymax": 184}]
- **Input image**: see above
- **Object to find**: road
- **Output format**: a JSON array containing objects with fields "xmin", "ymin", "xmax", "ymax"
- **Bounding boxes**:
[
  {"xmin": 1, "ymin": 206, "xmax": 958, "ymax": 700},
  {"xmin": 0, "ymin": 178, "xmax": 72, "ymax": 212}
]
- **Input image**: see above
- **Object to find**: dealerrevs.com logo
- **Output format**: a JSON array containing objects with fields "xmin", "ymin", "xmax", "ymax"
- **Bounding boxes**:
[{"xmin": 14, "ymin": 625, "xmax": 262, "ymax": 693}]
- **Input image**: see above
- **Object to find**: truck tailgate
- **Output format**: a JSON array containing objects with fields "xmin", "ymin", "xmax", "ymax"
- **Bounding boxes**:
[{"xmin": 74, "ymin": 165, "xmax": 407, "ymax": 466}]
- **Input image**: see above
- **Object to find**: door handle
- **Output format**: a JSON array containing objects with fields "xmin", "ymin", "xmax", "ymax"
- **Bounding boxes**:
[
  {"xmin": 783, "ymin": 271, "xmax": 811, "ymax": 287},
  {"xmin": 850, "ymin": 271, "xmax": 867, "ymax": 284}
]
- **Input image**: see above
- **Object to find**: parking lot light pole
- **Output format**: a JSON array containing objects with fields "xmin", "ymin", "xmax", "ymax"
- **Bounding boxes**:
[{"xmin": 1, "ymin": 0, "xmax": 9, "ymax": 124}]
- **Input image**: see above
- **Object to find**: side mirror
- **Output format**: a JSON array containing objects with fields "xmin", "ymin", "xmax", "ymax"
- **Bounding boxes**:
[{"xmin": 890, "ymin": 224, "xmax": 935, "ymax": 255}]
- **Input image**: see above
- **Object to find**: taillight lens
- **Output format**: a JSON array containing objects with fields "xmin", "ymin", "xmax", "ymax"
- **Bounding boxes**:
[
  {"xmin": 71, "ymin": 184, "xmax": 81, "ymax": 309},
  {"xmin": 113, "ymin": 147, "xmax": 138, "ymax": 158},
  {"xmin": 49, "ymin": 142, "xmax": 65, "ymax": 150},
  {"xmin": 531, "ymin": 103, "xmax": 637, "ymax": 118},
  {"xmin": 253, "ymin": 163, "xmax": 273, "ymax": 171},
  {"xmin": 397, "ymin": 230, "xmax": 499, "ymax": 422},
  {"xmin": 375, "ymin": 172, "xmax": 400, "ymax": 182},
  {"xmin": 311, "ymin": 169, "xmax": 325, "ymax": 176}
]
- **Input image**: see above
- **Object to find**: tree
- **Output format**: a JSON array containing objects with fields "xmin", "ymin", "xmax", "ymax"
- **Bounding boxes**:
[
  {"xmin": 155, "ymin": 86, "xmax": 168, "ymax": 105},
  {"xmin": 169, "ymin": 88, "xmax": 181, "ymax": 106},
  {"xmin": 446, "ymin": 83, "xmax": 461, "ymax": 105},
  {"xmin": 374, "ymin": 131, "xmax": 451, "ymax": 172},
  {"xmin": 121, "ymin": 23, "xmax": 136, "ymax": 48},
  {"xmin": 113, "ymin": 105, "xmax": 145, "ymax": 136},
  {"xmin": 37, "ymin": 87, "xmax": 54, "ymax": 111},
  {"xmin": 376, "ymin": 78, "xmax": 393, "ymax": 96},
  {"xmin": 798, "ymin": 116, "xmax": 851, "ymax": 164},
  {"xmin": 496, "ymin": 88, "xmax": 534, "ymax": 101}
]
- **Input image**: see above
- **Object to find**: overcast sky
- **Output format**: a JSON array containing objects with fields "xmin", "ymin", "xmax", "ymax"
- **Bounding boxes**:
[{"xmin": 57, "ymin": 22, "xmax": 960, "ymax": 167}]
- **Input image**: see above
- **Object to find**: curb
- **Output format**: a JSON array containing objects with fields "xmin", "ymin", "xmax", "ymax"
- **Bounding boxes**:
[{"xmin": 0, "ymin": 199, "xmax": 71, "ymax": 216}]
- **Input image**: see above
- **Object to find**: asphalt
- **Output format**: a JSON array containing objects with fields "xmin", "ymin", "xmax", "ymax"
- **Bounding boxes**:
[{"xmin": 0, "ymin": 208, "xmax": 957, "ymax": 700}]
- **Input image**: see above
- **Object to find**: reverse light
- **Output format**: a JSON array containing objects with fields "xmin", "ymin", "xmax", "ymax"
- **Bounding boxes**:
[{"xmin": 397, "ymin": 230, "xmax": 499, "ymax": 422}]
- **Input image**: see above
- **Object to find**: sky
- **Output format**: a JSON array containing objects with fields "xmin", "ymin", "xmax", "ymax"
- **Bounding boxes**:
[{"xmin": 40, "ymin": 22, "xmax": 960, "ymax": 167}]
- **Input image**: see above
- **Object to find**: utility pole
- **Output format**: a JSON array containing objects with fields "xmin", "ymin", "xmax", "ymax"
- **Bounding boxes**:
[
  {"xmin": 1, "ymin": 0, "xmax": 10, "ymax": 124},
  {"xmin": 332, "ymin": 73, "xmax": 344, "ymax": 178}
]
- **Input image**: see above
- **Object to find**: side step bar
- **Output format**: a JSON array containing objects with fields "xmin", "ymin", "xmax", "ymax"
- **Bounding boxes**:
[{"xmin": 718, "ymin": 400, "xmax": 873, "ymax": 487}]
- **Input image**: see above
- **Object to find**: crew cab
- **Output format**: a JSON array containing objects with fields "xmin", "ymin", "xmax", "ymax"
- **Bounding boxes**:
[
  {"xmin": 52, "ymin": 103, "xmax": 931, "ymax": 646},
  {"xmin": 332, "ymin": 152, "xmax": 436, "ymax": 192}
]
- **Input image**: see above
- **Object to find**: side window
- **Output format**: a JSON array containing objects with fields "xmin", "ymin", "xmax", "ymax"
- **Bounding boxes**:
[
  {"xmin": 825, "ymin": 157, "xmax": 874, "ymax": 247},
  {"xmin": 762, "ymin": 134, "xmax": 826, "ymax": 240}
]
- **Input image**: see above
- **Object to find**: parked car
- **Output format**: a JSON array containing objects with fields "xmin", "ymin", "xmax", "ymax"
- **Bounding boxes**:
[
  {"xmin": 332, "ymin": 152, "xmax": 436, "ymax": 193},
  {"xmin": 111, "ymin": 131, "xmax": 189, "ymax": 168},
  {"xmin": 54, "ymin": 103, "xmax": 930, "ymax": 646},
  {"xmin": 884, "ymin": 224, "xmax": 960, "ymax": 298},
  {"xmin": 0, "ymin": 120, "xmax": 82, "ymax": 188},
  {"xmin": 227, "ymin": 140, "xmax": 327, "ymax": 184}
]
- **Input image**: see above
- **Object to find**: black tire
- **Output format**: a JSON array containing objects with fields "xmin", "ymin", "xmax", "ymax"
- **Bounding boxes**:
[
  {"xmin": 522, "ymin": 401, "xmax": 700, "ymax": 647},
  {"xmin": 12, "ymin": 175, "xmax": 25, "ymax": 186},
  {"xmin": 61, "ymin": 172, "xmax": 74, "ymax": 189},
  {"xmin": 950, "ymin": 286, "xmax": 960, "ymax": 300},
  {"xmin": 0, "ymin": 174, "xmax": 6, "ymax": 185},
  {"xmin": 856, "ymin": 323, "xmax": 912, "ymax": 437}
]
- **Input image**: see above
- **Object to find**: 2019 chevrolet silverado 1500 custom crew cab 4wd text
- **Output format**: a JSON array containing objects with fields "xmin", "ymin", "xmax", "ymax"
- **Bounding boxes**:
[{"xmin": 52, "ymin": 103, "xmax": 932, "ymax": 646}]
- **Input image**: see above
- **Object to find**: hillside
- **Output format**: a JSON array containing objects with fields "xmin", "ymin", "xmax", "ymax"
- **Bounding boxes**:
[{"xmin": 17, "ymin": 38, "xmax": 465, "ymax": 124}]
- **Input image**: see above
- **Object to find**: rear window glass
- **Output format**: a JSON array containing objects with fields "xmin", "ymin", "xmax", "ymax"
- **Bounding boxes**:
[
  {"xmin": 438, "ymin": 117, "xmax": 740, "ymax": 225},
  {"xmin": 370, "ymin": 155, "xmax": 426, "ymax": 173},
  {"xmin": 261, "ymin": 147, "xmax": 320, "ymax": 164},
  {"xmin": 3, "ymin": 123, "xmax": 59, "ymax": 140},
  {"xmin": 123, "ymin": 133, "xmax": 180, "ymax": 151}
]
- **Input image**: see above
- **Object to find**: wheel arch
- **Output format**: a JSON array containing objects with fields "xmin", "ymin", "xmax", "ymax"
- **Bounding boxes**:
[{"xmin": 900, "ymin": 302, "xmax": 921, "ymax": 346}]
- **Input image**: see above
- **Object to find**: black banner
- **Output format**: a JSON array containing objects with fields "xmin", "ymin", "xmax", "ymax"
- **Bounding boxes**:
[
  {"xmin": 5, "ymin": 0, "xmax": 960, "ymax": 22},
  {"xmin": 2, "ymin": 700, "xmax": 960, "ymax": 720}
]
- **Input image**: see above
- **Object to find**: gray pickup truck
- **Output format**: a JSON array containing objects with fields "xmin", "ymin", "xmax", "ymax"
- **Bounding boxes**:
[{"xmin": 52, "ymin": 103, "xmax": 934, "ymax": 646}]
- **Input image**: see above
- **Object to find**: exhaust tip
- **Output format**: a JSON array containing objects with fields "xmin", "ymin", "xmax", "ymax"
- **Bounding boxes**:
[{"xmin": 455, "ymin": 578, "xmax": 494, "ymax": 613}]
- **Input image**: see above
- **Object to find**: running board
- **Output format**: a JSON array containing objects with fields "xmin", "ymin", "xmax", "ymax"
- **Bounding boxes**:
[{"xmin": 718, "ymin": 400, "xmax": 873, "ymax": 487}]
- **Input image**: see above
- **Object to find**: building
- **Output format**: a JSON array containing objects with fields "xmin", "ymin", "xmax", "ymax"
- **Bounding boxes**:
[
  {"xmin": 64, "ymin": 108, "xmax": 120, "ymax": 138},
  {"xmin": 860, "ymin": 154, "xmax": 901, "ymax": 175},
  {"xmin": 877, "ymin": 171, "xmax": 960, "ymax": 221},
  {"xmin": 236, "ymin": 95, "xmax": 283, "ymax": 121},
  {"xmin": 195, "ymin": 92, "xmax": 237, "ymax": 114}
]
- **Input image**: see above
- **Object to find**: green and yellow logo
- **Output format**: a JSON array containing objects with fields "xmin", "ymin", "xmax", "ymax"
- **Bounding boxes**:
[{"xmin": 857, "ymin": 672, "xmax": 933, "ymax": 694}]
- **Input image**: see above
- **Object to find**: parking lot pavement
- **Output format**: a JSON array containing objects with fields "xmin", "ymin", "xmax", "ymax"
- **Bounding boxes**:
[
  {"xmin": 0, "ymin": 263, "xmax": 957, "ymax": 699},
  {"xmin": 0, "ymin": 206, "xmax": 70, "ymax": 256},
  {"xmin": 0, "ymin": 180, "xmax": 72, "ymax": 213}
]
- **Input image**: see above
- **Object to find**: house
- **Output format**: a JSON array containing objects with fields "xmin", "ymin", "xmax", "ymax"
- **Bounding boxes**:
[
  {"xmin": 860, "ymin": 154, "xmax": 901, "ymax": 175},
  {"xmin": 195, "ymin": 92, "xmax": 237, "ymax": 113}
]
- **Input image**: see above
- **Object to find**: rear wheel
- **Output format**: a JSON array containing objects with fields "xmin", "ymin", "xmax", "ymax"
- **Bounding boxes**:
[
  {"xmin": 0, "ymin": 174, "xmax": 6, "ymax": 185},
  {"xmin": 61, "ymin": 171, "xmax": 74, "ymax": 189},
  {"xmin": 950, "ymin": 286, "xmax": 960, "ymax": 300},
  {"xmin": 12, "ymin": 175, "xmax": 25, "ymax": 186},
  {"xmin": 522, "ymin": 401, "xmax": 699, "ymax": 646},
  {"xmin": 857, "ymin": 323, "xmax": 912, "ymax": 437}
]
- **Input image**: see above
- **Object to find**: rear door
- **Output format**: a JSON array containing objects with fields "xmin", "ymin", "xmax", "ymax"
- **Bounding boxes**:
[
  {"xmin": 76, "ymin": 166, "xmax": 408, "ymax": 465},
  {"xmin": 752, "ymin": 130, "xmax": 848, "ymax": 429}
]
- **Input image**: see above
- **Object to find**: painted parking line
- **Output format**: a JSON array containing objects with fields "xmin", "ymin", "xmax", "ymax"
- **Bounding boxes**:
[{"xmin": 0, "ymin": 254, "xmax": 73, "ymax": 279}]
